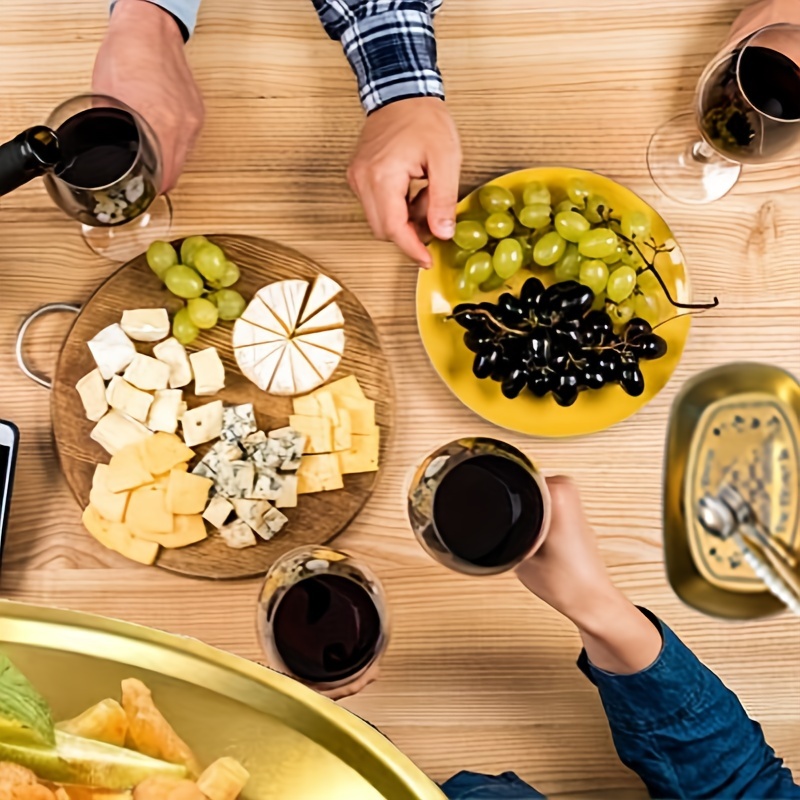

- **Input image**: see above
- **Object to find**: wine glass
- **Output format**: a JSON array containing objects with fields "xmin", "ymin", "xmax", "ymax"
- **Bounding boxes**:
[
  {"xmin": 43, "ymin": 94, "xmax": 172, "ymax": 261},
  {"xmin": 406, "ymin": 437, "xmax": 551, "ymax": 576},
  {"xmin": 648, "ymin": 23, "xmax": 800, "ymax": 204},
  {"xmin": 257, "ymin": 546, "xmax": 389, "ymax": 696}
]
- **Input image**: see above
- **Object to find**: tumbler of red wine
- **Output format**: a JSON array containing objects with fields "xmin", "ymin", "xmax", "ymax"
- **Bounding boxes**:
[
  {"xmin": 407, "ymin": 438, "xmax": 551, "ymax": 576},
  {"xmin": 257, "ymin": 546, "xmax": 389, "ymax": 695},
  {"xmin": 648, "ymin": 23, "xmax": 800, "ymax": 204}
]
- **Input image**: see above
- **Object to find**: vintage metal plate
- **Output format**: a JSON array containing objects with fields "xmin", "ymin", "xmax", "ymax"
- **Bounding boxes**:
[
  {"xmin": 664, "ymin": 363, "xmax": 800, "ymax": 619},
  {"xmin": 0, "ymin": 600, "xmax": 444, "ymax": 800},
  {"xmin": 418, "ymin": 167, "xmax": 691, "ymax": 438}
]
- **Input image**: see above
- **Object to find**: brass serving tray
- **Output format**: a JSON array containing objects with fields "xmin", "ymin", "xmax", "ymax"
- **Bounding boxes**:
[
  {"xmin": 0, "ymin": 600, "xmax": 444, "ymax": 800},
  {"xmin": 664, "ymin": 363, "xmax": 800, "ymax": 620}
]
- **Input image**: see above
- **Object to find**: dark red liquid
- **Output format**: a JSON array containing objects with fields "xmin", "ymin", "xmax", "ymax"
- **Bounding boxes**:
[
  {"xmin": 740, "ymin": 46, "xmax": 800, "ymax": 121},
  {"xmin": 272, "ymin": 574, "xmax": 381, "ymax": 683},
  {"xmin": 432, "ymin": 454, "xmax": 544, "ymax": 568},
  {"xmin": 55, "ymin": 107, "xmax": 139, "ymax": 188}
]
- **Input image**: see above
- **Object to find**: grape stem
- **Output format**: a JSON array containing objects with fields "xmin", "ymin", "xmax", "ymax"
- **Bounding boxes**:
[{"xmin": 449, "ymin": 308, "xmax": 527, "ymax": 336}]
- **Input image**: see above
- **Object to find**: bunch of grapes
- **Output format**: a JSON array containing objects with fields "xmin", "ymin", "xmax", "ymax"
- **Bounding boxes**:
[
  {"xmin": 146, "ymin": 236, "xmax": 247, "ymax": 345},
  {"xmin": 453, "ymin": 277, "xmax": 668, "ymax": 407},
  {"xmin": 451, "ymin": 178, "xmax": 668, "ymax": 326}
]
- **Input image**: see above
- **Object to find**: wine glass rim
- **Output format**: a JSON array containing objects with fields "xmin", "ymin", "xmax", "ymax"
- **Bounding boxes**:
[
  {"xmin": 46, "ymin": 93, "xmax": 152, "ymax": 191},
  {"xmin": 736, "ymin": 22, "xmax": 800, "ymax": 123}
]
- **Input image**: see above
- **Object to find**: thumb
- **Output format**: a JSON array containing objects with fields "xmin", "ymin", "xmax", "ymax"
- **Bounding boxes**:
[{"xmin": 426, "ymin": 148, "xmax": 461, "ymax": 240}]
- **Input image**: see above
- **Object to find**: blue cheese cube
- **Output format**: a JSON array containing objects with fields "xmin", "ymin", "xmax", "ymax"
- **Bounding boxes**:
[{"xmin": 221, "ymin": 404, "xmax": 258, "ymax": 442}]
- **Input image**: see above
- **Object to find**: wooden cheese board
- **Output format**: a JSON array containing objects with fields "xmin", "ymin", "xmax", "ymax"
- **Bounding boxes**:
[{"xmin": 50, "ymin": 234, "xmax": 393, "ymax": 579}]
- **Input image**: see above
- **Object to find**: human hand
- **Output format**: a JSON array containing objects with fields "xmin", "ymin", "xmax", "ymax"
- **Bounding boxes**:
[
  {"xmin": 348, "ymin": 98, "xmax": 461, "ymax": 267},
  {"xmin": 726, "ymin": 0, "xmax": 800, "ymax": 49},
  {"xmin": 92, "ymin": 0, "xmax": 204, "ymax": 192},
  {"xmin": 322, "ymin": 664, "xmax": 380, "ymax": 701}
]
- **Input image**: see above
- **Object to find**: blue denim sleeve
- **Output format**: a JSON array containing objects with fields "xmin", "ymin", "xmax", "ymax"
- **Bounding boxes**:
[
  {"xmin": 579, "ymin": 607, "xmax": 800, "ymax": 799},
  {"xmin": 440, "ymin": 770, "xmax": 545, "ymax": 799}
]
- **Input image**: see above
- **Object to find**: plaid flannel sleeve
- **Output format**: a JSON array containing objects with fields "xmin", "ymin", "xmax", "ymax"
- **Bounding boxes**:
[{"xmin": 311, "ymin": 1, "xmax": 445, "ymax": 114}]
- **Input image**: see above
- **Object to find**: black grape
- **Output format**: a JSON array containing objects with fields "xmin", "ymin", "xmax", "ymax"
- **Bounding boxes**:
[
  {"xmin": 620, "ymin": 363, "xmax": 645, "ymax": 397},
  {"xmin": 501, "ymin": 368, "xmax": 528, "ymax": 399}
]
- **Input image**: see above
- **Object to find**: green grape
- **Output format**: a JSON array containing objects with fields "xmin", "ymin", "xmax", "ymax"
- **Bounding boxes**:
[
  {"xmin": 453, "ymin": 220, "xmax": 488, "ymax": 251},
  {"xmin": 637, "ymin": 269, "xmax": 660, "ymax": 293},
  {"xmin": 146, "ymin": 241, "xmax": 178, "ymax": 279},
  {"xmin": 554, "ymin": 210, "xmax": 591, "ymax": 243},
  {"xmin": 187, "ymin": 297, "xmax": 219, "ymax": 329},
  {"xmin": 621, "ymin": 210, "xmax": 651, "ymax": 241},
  {"xmin": 453, "ymin": 248, "xmax": 471, "ymax": 269},
  {"xmin": 164, "ymin": 265, "xmax": 205, "ymax": 299},
  {"xmin": 480, "ymin": 271, "xmax": 507, "ymax": 292},
  {"xmin": 522, "ymin": 181, "xmax": 551, "ymax": 206},
  {"xmin": 591, "ymin": 292, "xmax": 607, "ymax": 311},
  {"xmin": 493, "ymin": 238, "xmax": 524, "ymax": 279},
  {"xmin": 193, "ymin": 243, "xmax": 227, "ymax": 282},
  {"xmin": 608, "ymin": 298, "xmax": 635, "ymax": 326},
  {"xmin": 567, "ymin": 178, "xmax": 590, "ymax": 205},
  {"xmin": 458, "ymin": 210, "xmax": 488, "ymax": 223},
  {"xmin": 533, "ymin": 231, "xmax": 567, "ymax": 267},
  {"xmin": 515, "ymin": 236, "xmax": 533, "ymax": 267},
  {"xmin": 208, "ymin": 289, "xmax": 246, "ymax": 321},
  {"xmin": 484, "ymin": 212, "xmax": 515, "ymax": 239},
  {"xmin": 466, "ymin": 251, "xmax": 493, "ymax": 283},
  {"xmin": 518, "ymin": 203, "xmax": 552, "ymax": 230},
  {"xmin": 579, "ymin": 259, "xmax": 610, "ymax": 294},
  {"xmin": 172, "ymin": 307, "xmax": 200, "ymax": 345},
  {"xmin": 634, "ymin": 291, "xmax": 662, "ymax": 325},
  {"xmin": 456, "ymin": 272, "xmax": 476, "ymax": 300},
  {"xmin": 554, "ymin": 199, "xmax": 579, "ymax": 215},
  {"xmin": 621, "ymin": 248, "xmax": 644, "ymax": 268},
  {"xmin": 583, "ymin": 194, "xmax": 609, "ymax": 224},
  {"xmin": 478, "ymin": 184, "xmax": 515, "ymax": 213},
  {"xmin": 578, "ymin": 228, "xmax": 618, "ymax": 258},
  {"xmin": 553, "ymin": 243, "xmax": 581, "ymax": 281},
  {"xmin": 607, "ymin": 266, "xmax": 637, "ymax": 303},
  {"xmin": 219, "ymin": 260, "xmax": 240, "ymax": 287},
  {"xmin": 603, "ymin": 245, "xmax": 625, "ymax": 265},
  {"xmin": 180, "ymin": 235, "xmax": 208, "ymax": 266}
]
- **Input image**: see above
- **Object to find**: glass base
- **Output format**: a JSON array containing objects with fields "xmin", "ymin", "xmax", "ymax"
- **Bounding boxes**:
[
  {"xmin": 647, "ymin": 113, "xmax": 742, "ymax": 204},
  {"xmin": 81, "ymin": 194, "xmax": 173, "ymax": 262}
]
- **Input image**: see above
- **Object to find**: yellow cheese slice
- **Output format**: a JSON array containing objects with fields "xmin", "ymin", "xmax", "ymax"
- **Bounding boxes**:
[
  {"xmin": 132, "ymin": 514, "xmax": 207, "ymax": 548},
  {"xmin": 89, "ymin": 465, "xmax": 130, "ymax": 523},
  {"xmin": 289, "ymin": 415, "xmax": 333, "ymax": 454},
  {"xmin": 140, "ymin": 432, "xmax": 195, "ymax": 476},
  {"xmin": 292, "ymin": 394, "xmax": 320, "ymax": 416},
  {"xmin": 297, "ymin": 454, "xmax": 344, "ymax": 494},
  {"xmin": 106, "ymin": 444, "xmax": 154, "ymax": 493},
  {"xmin": 165, "ymin": 469, "xmax": 214, "ymax": 515},
  {"xmin": 82, "ymin": 506, "xmax": 159, "ymax": 565},
  {"xmin": 126, "ymin": 485, "xmax": 173, "ymax": 534},
  {"xmin": 313, "ymin": 375, "xmax": 366, "ymax": 401},
  {"xmin": 339, "ymin": 428, "xmax": 380, "ymax": 474},
  {"xmin": 313, "ymin": 391, "xmax": 339, "ymax": 426},
  {"xmin": 333, "ymin": 408, "xmax": 352, "ymax": 452},
  {"xmin": 335, "ymin": 395, "xmax": 376, "ymax": 435}
]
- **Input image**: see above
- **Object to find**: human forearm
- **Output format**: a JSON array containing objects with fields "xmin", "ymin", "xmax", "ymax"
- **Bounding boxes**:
[{"xmin": 110, "ymin": 0, "xmax": 201, "ymax": 40}]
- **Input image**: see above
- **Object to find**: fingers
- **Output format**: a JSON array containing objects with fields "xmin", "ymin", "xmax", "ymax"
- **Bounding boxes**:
[
  {"xmin": 425, "ymin": 147, "xmax": 461, "ymax": 241},
  {"xmin": 409, "ymin": 186, "xmax": 433, "ymax": 245}
]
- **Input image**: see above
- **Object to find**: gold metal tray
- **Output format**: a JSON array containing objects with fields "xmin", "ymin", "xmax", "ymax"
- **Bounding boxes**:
[
  {"xmin": 664, "ymin": 363, "xmax": 800, "ymax": 619},
  {"xmin": 0, "ymin": 600, "xmax": 444, "ymax": 800}
]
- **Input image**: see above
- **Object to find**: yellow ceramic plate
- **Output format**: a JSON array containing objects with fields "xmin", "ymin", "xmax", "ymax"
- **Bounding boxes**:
[{"xmin": 417, "ymin": 167, "xmax": 692, "ymax": 438}]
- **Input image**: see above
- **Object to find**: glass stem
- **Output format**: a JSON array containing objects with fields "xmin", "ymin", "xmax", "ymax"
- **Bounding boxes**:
[{"xmin": 691, "ymin": 139, "xmax": 717, "ymax": 163}]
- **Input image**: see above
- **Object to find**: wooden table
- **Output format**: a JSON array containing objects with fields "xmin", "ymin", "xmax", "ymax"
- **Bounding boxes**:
[{"xmin": 1, "ymin": 0, "xmax": 799, "ymax": 796}]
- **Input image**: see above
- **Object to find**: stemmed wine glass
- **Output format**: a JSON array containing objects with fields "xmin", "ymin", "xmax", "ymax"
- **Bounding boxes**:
[
  {"xmin": 648, "ymin": 23, "xmax": 800, "ymax": 204},
  {"xmin": 257, "ymin": 546, "xmax": 389, "ymax": 696}
]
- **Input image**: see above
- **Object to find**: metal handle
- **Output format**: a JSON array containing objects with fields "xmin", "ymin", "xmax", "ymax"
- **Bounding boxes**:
[
  {"xmin": 735, "ymin": 532, "xmax": 800, "ymax": 616},
  {"xmin": 16, "ymin": 303, "xmax": 81, "ymax": 389}
]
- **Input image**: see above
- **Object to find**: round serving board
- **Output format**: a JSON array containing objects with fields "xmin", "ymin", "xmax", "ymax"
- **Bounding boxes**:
[{"xmin": 52, "ymin": 234, "xmax": 393, "ymax": 580}]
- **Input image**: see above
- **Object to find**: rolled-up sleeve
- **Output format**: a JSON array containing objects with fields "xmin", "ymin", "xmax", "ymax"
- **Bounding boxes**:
[
  {"xmin": 311, "ymin": 0, "xmax": 445, "ymax": 114},
  {"xmin": 110, "ymin": 0, "xmax": 201, "ymax": 40}
]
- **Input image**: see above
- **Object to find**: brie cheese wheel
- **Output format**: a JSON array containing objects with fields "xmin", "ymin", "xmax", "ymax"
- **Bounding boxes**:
[
  {"xmin": 294, "ymin": 329, "xmax": 345, "ymax": 356},
  {"xmin": 280, "ymin": 280, "xmax": 310, "ymax": 331},
  {"xmin": 237, "ymin": 341, "xmax": 286, "ymax": 391},
  {"xmin": 242, "ymin": 294, "xmax": 289, "ymax": 336},
  {"xmin": 300, "ymin": 275, "xmax": 341, "ymax": 324},
  {"xmin": 294, "ymin": 339, "xmax": 341, "ymax": 384},
  {"xmin": 232, "ymin": 319, "xmax": 286, "ymax": 349},
  {"xmin": 295, "ymin": 302, "xmax": 344, "ymax": 334},
  {"xmin": 268, "ymin": 345, "xmax": 296, "ymax": 396},
  {"xmin": 257, "ymin": 283, "xmax": 293, "ymax": 334},
  {"xmin": 287, "ymin": 342, "xmax": 322, "ymax": 395}
]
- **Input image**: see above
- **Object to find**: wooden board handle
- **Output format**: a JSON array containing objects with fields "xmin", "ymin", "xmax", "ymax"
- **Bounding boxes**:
[{"xmin": 16, "ymin": 303, "xmax": 81, "ymax": 389}]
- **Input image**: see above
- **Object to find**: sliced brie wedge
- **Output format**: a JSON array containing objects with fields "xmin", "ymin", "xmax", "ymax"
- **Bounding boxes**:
[
  {"xmin": 300, "ymin": 275, "xmax": 341, "ymax": 324},
  {"xmin": 268, "ymin": 345, "xmax": 296, "ymax": 396},
  {"xmin": 243, "ymin": 294, "xmax": 290, "ymax": 336},
  {"xmin": 295, "ymin": 302, "xmax": 344, "ymax": 334},
  {"xmin": 294, "ymin": 339, "xmax": 342, "ymax": 385},
  {"xmin": 233, "ymin": 318, "xmax": 287, "ymax": 349},
  {"xmin": 281, "ymin": 280, "xmax": 310, "ymax": 331},
  {"xmin": 236, "ymin": 340, "xmax": 286, "ymax": 391},
  {"xmin": 294, "ymin": 328, "xmax": 345, "ymax": 356},
  {"xmin": 287, "ymin": 341, "xmax": 323, "ymax": 395},
  {"xmin": 257, "ymin": 284, "xmax": 293, "ymax": 334}
]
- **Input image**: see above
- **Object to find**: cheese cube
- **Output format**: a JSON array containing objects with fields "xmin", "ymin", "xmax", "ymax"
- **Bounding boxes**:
[
  {"xmin": 196, "ymin": 758, "xmax": 251, "ymax": 800},
  {"xmin": 297, "ymin": 454, "xmax": 344, "ymax": 493},
  {"xmin": 76, "ymin": 369, "xmax": 108, "ymax": 422},
  {"xmin": 275, "ymin": 475, "xmax": 297, "ymax": 508},
  {"xmin": 231, "ymin": 498, "xmax": 272, "ymax": 540},
  {"xmin": 120, "ymin": 308, "xmax": 170, "ymax": 342},
  {"xmin": 88, "ymin": 323, "xmax": 137, "ymax": 380},
  {"xmin": 89, "ymin": 465, "xmax": 129, "ymax": 522},
  {"xmin": 333, "ymin": 408, "xmax": 352, "ymax": 452},
  {"xmin": 90, "ymin": 411, "xmax": 152, "ymax": 456},
  {"xmin": 140, "ymin": 432, "xmax": 195, "ymax": 475},
  {"xmin": 339, "ymin": 428, "xmax": 380, "ymax": 474},
  {"xmin": 289, "ymin": 415, "xmax": 333, "ymax": 454},
  {"xmin": 126, "ymin": 485, "xmax": 173, "ymax": 534},
  {"xmin": 123, "ymin": 354, "xmax": 171, "ymax": 392},
  {"xmin": 147, "ymin": 389, "xmax": 183, "ymax": 434},
  {"xmin": 181, "ymin": 401, "xmax": 224, "ymax": 448},
  {"xmin": 219, "ymin": 520, "xmax": 257, "ymax": 549},
  {"xmin": 203, "ymin": 495, "xmax": 234, "ymax": 529},
  {"xmin": 166, "ymin": 469, "xmax": 213, "ymax": 515},
  {"xmin": 189, "ymin": 348, "xmax": 226, "ymax": 395},
  {"xmin": 336, "ymin": 395, "xmax": 376, "ymax": 435},
  {"xmin": 152, "ymin": 337, "xmax": 193, "ymax": 389},
  {"xmin": 132, "ymin": 514, "xmax": 207, "ymax": 548},
  {"xmin": 107, "ymin": 443, "xmax": 154, "ymax": 493},
  {"xmin": 106, "ymin": 376, "xmax": 154, "ymax": 424}
]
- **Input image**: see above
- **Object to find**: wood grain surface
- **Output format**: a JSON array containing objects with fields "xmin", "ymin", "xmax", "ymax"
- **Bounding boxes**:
[
  {"xmin": 1, "ymin": 0, "xmax": 799, "ymax": 796},
  {"xmin": 52, "ymin": 234, "xmax": 392, "ymax": 579}
]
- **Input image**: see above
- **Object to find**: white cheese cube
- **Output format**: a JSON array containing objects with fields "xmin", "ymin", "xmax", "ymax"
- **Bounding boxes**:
[
  {"xmin": 120, "ymin": 308, "xmax": 170, "ymax": 342},
  {"xmin": 219, "ymin": 520, "xmax": 257, "ymax": 549},
  {"xmin": 275, "ymin": 475, "xmax": 297, "ymax": 508},
  {"xmin": 181, "ymin": 400, "xmax": 224, "ymax": 448},
  {"xmin": 90, "ymin": 410, "xmax": 152, "ymax": 455},
  {"xmin": 153, "ymin": 337, "xmax": 193, "ymax": 389},
  {"xmin": 189, "ymin": 348, "xmax": 226, "ymax": 396},
  {"xmin": 203, "ymin": 495, "xmax": 234, "ymax": 529},
  {"xmin": 124, "ymin": 353, "xmax": 171, "ymax": 392},
  {"xmin": 105, "ymin": 376, "xmax": 154, "ymax": 423},
  {"xmin": 75, "ymin": 368, "xmax": 108, "ymax": 422},
  {"xmin": 147, "ymin": 389, "xmax": 183, "ymax": 434},
  {"xmin": 87, "ymin": 323, "xmax": 137, "ymax": 380},
  {"xmin": 263, "ymin": 506, "xmax": 289, "ymax": 536}
]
